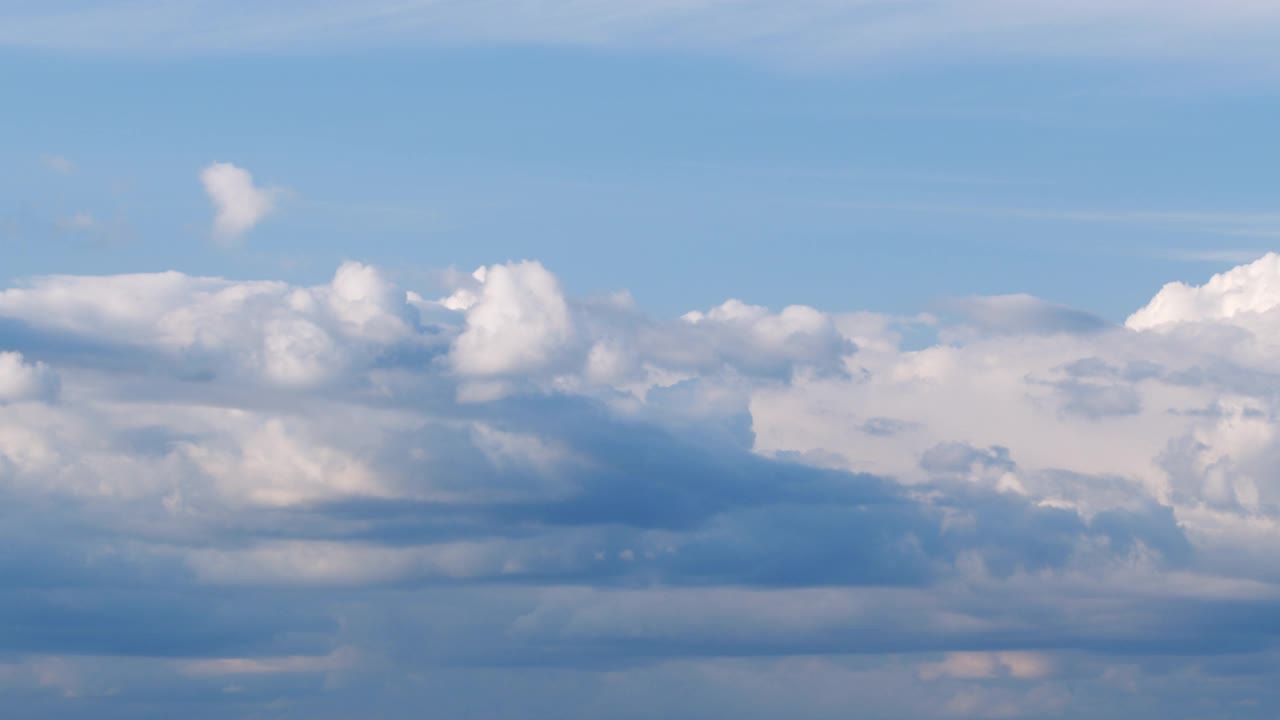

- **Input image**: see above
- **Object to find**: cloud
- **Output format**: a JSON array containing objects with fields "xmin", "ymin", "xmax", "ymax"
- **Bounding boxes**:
[
  {"xmin": 40, "ymin": 154, "xmax": 75, "ymax": 174},
  {"xmin": 438, "ymin": 262, "xmax": 851, "ymax": 397},
  {"xmin": 1163, "ymin": 248, "xmax": 1275, "ymax": 265},
  {"xmin": 4, "ymin": 253, "xmax": 1280, "ymax": 717},
  {"xmin": 1128, "ymin": 252, "xmax": 1280, "ymax": 329},
  {"xmin": 948, "ymin": 294, "xmax": 1109, "ymax": 336},
  {"xmin": 199, "ymin": 162, "xmax": 277, "ymax": 242},
  {"xmin": 179, "ymin": 647, "xmax": 357, "ymax": 676},
  {"xmin": 918, "ymin": 651, "xmax": 1054, "ymax": 681},
  {"xmin": 0, "ymin": 351, "xmax": 59, "ymax": 403},
  {"xmin": 449, "ymin": 261, "xmax": 575, "ymax": 376},
  {"xmin": 55, "ymin": 212, "xmax": 96, "ymax": 232},
  {"xmin": 5, "ymin": 1, "xmax": 1280, "ymax": 67},
  {"xmin": 0, "ymin": 261, "xmax": 419, "ymax": 387},
  {"xmin": 677, "ymin": 299, "xmax": 852, "ymax": 376}
]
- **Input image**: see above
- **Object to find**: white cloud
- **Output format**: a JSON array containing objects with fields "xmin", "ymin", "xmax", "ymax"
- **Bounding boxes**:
[
  {"xmin": 180, "ymin": 648, "xmax": 357, "ymax": 676},
  {"xmin": 4, "ymin": 252, "xmax": 1280, "ymax": 717},
  {"xmin": 675, "ymin": 298, "xmax": 852, "ymax": 376},
  {"xmin": 0, "ymin": 261, "xmax": 417, "ymax": 387},
  {"xmin": 17, "ymin": 252, "xmax": 1280, "ymax": 526},
  {"xmin": 0, "ymin": 352, "xmax": 59, "ymax": 403},
  {"xmin": 439, "ymin": 261, "xmax": 851, "ymax": 398},
  {"xmin": 448, "ymin": 260, "xmax": 575, "ymax": 376},
  {"xmin": 178, "ymin": 416, "xmax": 391, "ymax": 507},
  {"xmin": 1127, "ymin": 252, "xmax": 1280, "ymax": 329},
  {"xmin": 199, "ymin": 161, "xmax": 277, "ymax": 242}
]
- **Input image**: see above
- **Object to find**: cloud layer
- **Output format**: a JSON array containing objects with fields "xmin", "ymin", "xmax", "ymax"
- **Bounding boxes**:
[{"xmin": 5, "ymin": 253, "xmax": 1280, "ymax": 717}]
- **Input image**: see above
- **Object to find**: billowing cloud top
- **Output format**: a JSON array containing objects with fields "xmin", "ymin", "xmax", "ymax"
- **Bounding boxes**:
[
  {"xmin": 1128, "ymin": 252, "xmax": 1280, "ymax": 329},
  {"xmin": 0, "ymin": 261, "xmax": 414, "ymax": 387},
  {"xmin": 5, "ymin": 254, "xmax": 1280, "ymax": 718}
]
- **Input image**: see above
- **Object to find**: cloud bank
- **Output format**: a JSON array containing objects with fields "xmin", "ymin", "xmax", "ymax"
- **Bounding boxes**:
[{"xmin": 5, "ymin": 253, "xmax": 1280, "ymax": 717}]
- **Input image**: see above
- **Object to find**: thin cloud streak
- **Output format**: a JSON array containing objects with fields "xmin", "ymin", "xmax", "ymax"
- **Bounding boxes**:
[
  {"xmin": 6, "ymin": 0, "xmax": 1280, "ymax": 67},
  {"xmin": 836, "ymin": 200, "xmax": 1280, "ymax": 241}
]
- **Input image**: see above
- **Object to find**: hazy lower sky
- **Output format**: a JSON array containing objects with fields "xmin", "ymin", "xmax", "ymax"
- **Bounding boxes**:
[{"xmin": 4, "ymin": 2, "xmax": 1280, "ymax": 718}]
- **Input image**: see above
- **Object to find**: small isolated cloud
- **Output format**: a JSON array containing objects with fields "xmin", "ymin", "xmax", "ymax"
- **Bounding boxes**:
[
  {"xmin": 180, "ymin": 647, "xmax": 357, "ymax": 677},
  {"xmin": 41, "ymin": 154, "xmax": 75, "ymax": 174},
  {"xmin": 918, "ymin": 651, "xmax": 1053, "ymax": 681},
  {"xmin": 199, "ymin": 162, "xmax": 277, "ymax": 243},
  {"xmin": 55, "ymin": 212, "xmax": 96, "ymax": 231}
]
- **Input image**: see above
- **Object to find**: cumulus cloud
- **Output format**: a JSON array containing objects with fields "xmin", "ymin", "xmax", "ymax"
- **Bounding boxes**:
[
  {"xmin": 438, "ymin": 262, "xmax": 852, "ymax": 400},
  {"xmin": 4, "ymin": 253, "xmax": 1280, "ymax": 718},
  {"xmin": 1128, "ymin": 252, "xmax": 1280, "ymax": 329},
  {"xmin": 677, "ymin": 299, "xmax": 852, "ymax": 376},
  {"xmin": 199, "ymin": 162, "xmax": 277, "ymax": 242},
  {"xmin": 0, "ymin": 261, "xmax": 417, "ymax": 387},
  {"xmin": 449, "ymin": 261, "xmax": 574, "ymax": 376},
  {"xmin": 0, "ymin": 351, "xmax": 59, "ymax": 403}
]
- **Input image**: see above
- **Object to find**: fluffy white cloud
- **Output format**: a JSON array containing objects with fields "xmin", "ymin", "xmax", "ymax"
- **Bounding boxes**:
[
  {"xmin": 0, "ymin": 261, "xmax": 416, "ymax": 387},
  {"xmin": 449, "ymin": 261, "xmax": 574, "ymax": 376},
  {"xmin": 5, "ymin": 253, "xmax": 1280, "ymax": 718},
  {"xmin": 675, "ymin": 298, "xmax": 852, "ymax": 376},
  {"xmin": 436, "ymin": 262, "xmax": 852, "ymax": 405},
  {"xmin": 199, "ymin": 162, "xmax": 276, "ymax": 241},
  {"xmin": 748, "ymin": 264, "xmax": 1280, "ymax": 551},
  {"xmin": 1128, "ymin": 252, "xmax": 1280, "ymax": 329},
  {"xmin": 0, "ymin": 351, "xmax": 59, "ymax": 403}
]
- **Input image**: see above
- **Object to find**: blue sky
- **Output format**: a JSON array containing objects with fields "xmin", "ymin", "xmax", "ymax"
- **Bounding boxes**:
[
  {"xmin": 5, "ymin": 19, "xmax": 1280, "ymax": 319},
  {"xmin": 6, "ymin": 2, "xmax": 1280, "ymax": 719}
]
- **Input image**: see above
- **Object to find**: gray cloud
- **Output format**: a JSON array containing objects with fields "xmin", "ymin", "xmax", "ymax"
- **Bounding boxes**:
[
  {"xmin": 3, "ymin": 256, "xmax": 1280, "ymax": 718},
  {"xmin": 948, "ymin": 294, "xmax": 1109, "ymax": 337}
]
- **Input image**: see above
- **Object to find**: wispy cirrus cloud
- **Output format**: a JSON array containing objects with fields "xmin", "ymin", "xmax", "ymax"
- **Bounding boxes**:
[
  {"xmin": 840, "ymin": 200, "xmax": 1280, "ymax": 236},
  {"xmin": 40, "ymin": 154, "xmax": 76, "ymax": 174},
  {"xmin": 6, "ymin": 0, "xmax": 1280, "ymax": 67}
]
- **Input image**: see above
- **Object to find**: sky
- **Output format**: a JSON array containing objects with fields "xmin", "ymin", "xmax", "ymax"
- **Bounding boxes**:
[{"xmin": 4, "ymin": 1, "xmax": 1280, "ymax": 718}]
